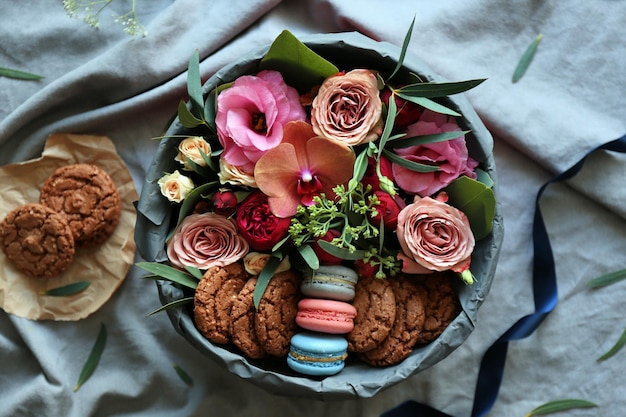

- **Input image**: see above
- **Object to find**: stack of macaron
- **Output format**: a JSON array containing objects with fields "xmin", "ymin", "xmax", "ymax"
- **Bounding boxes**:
[{"xmin": 287, "ymin": 265, "xmax": 359, "ymax": 376}]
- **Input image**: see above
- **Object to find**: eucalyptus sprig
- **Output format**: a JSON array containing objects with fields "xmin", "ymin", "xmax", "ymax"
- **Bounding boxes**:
[{"xmin": 62, "ymin": 0, "xmax": 146, "ymax": 36}]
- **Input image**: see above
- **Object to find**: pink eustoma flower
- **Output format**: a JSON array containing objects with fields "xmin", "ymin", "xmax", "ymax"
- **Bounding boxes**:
[
  {"xmin": 216, "ymin": 70, "xmax": 306, "ymax": 173},
  {"xmin": 254, "ymin": 121, "xmax": 355, "ymax": 218},
  {"xmin": 392, "ymin": 109, "xmax": 478, "ymax": 197}
]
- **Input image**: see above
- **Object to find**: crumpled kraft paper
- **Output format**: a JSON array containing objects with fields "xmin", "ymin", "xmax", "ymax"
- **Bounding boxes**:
[{"xmin": 0, "ymin": 133, "xmax": 138, "ymax": 321}]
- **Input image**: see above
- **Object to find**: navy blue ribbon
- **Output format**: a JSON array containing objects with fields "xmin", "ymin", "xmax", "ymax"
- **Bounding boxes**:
[{"xmin": 383, "ymin": 133, "xmax": 626, "ymax": 417}]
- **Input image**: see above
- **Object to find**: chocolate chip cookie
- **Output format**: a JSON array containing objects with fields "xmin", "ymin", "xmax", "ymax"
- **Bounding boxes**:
[
  {"xmin": 254, "ymin": 270, "xmax": 300, "ymax": 357},
  {"xmin": 194, "ymin": 262, "xmax": 248, "ymax": 345},
  {"xmin": 346, "ymin": 275, "xmax": 396, "ymax": 353},
  {"xmin": 358, "ymin": 275, "xmax": 425, "ymax": 367},
  {"xmin": 39, "ymin": 163, "xmax": 121, "ymax": 247},
  {"xmin": 0, "ymin": 203, "xmax": 75, "ymax": 278}
]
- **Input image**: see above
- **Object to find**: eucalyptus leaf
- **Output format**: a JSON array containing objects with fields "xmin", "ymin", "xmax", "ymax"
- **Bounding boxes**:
[
  {"xmin": 0, "ymin": 66, "xmax": 43, "ymax": 80},
  {"xmin": 387, "ymin": 130, "xmax": 471, "ymax": 149},
  {"xmin": 524, "ymin": 399, "xmax": 597, "ymax": 417},
  {"xmin": 474, "ymin": 168, "xmax": 495, "ymax": 188},
  {"xmin": 176, "ymin": 181, "xmax": 219, "ymax": 227},
  {"xmin": 443, "ymin": 176, "xmax": 496, "ymax": 240},
  {"xmin": 177, "ymin": 100, "xmax": 205, "ymax": 128},
  {"xmin": 396, "ymin": 79, "xmax": 486, "ymax": 98},
  {"xmin": 199, "ymin": 148, "xmax": 219, "ymax": 174},
  {"xmin": 597, "ymin": 326, "xmax": 626, "ymax": 362},
  {"xmin": 259, "ymin": 30, "xmax": 339, "ymax": 92},
  {"xmin": 396, "ymin": 93, "xmax": 461, "ymax": 117},
  {"xmin": 253, "ymin": 255, "xmax": 282, "ymax": 309},
  {"xmin": 136, "ymin": 262, "xmax": 198, "ymax": 289},
  {"xmin": 297, "ymin": 244, "xmax": 320, "ymax": 270},
  {"xmin": 184, "ymin": 266, "xmax": 203, "ymax": 280},
  {"xmin": 317, "ymin": 240, "xmax": 367, "ymax": 261},
  {"xmin": 187, "ymin": 50, "xmax": 205, "ymax": 118},
  {"xmin": 377, "ymin": 94, "xmax": 397, "ymax": 152},
  {"xmin": 203, "ymin": 87, "xmax": 218, "ymax": 131},
  {"xmin": 351, "ymin": 149, "xmax": 370, "ymax": 186},
  {"xmin": 381, "ymin": 149, "xmax": 440, "ymax": 173},
  {"xmin": 173, "ymin": 363, "xmax": 194, "ymax": 386},
  {"xmin": 40, "ymin": 281, "xmax": 90, "ymax": 296},
  {"xmin": 513, "ymin": 34, "xmax": 543, "ymax": 83},
  {"xmin": 146, "ymin": 297, "xmax": 194, "ymax": 317},
  {"xmin": 587, "ymin": 268, "xmax": 626, "ymax": 288},
  {"xmin": 184, "ymin": 156, "xmax": 213, "ymax": 179},
  {"xmin": 387, "ymin": 16, "xmax": 415, "ymax": 81},
  {"xmin": 74, "ymin": 323, "xmax": 107, "ymax": 392}
]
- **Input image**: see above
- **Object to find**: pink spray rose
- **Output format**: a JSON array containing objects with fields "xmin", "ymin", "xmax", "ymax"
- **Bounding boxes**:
[
  {"xmin": 235, "ymin": 191, "xmax": 291, "ymax": 251},
  {"xmin": 167, "ymin": 213, "xmax": 249, "ymax": 270},
  {"xmin": 392, "ymin": 109, "xmax": 478, "ymax": 197},
  {"xmin": 311, "ymin": 69, "xmax": 383, "ymax": 146},
  {"xmin": 396, "ymin": 193, "xmax": 475, "ymax": 274},
  {"xmin": 216, "ymin": 70, "xmax": 306, "ymax": 173}
]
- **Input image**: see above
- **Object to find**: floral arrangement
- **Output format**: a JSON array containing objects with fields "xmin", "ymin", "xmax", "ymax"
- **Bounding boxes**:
[{"xmin": 138, "ymin": 27, "xmax": 496, "ymax": 370}]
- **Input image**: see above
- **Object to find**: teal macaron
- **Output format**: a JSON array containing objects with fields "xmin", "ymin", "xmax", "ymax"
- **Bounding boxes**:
[
  {"xmin": 300, "ymin": 265, "xmax": 358, "ymax": 301},
  {"xmin": 287, "ymin": 332, "xmax": 349, "ymax": 376}
]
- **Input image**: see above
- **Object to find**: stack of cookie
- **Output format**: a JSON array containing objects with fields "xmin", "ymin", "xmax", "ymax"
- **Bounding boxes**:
[{"xmin": 0, "ymin": 163, "xmax": 121, "ymax": 278}]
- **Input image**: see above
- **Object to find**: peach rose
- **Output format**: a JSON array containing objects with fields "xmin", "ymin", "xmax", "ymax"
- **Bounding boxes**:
[
  {"xmin": 311, "ymin": 69, "xmax": 383, "ymax": 146},
  {"xmin": 243, "ymin": 252, "xmax": 291, "ymax": 275},
  {"xmin": 166, "ymin": 213, "xmax": 249, "ymax": 269},
  {"xmin": 175, "ymin": 136, "xmax": 212, "ymax": 170},
  {"xmin": 218, "ymin": 159, "xmax": 257, "ymax": 188},
  {"xmin": 157, "ymin": 170, "xmax": 195, "ymax": 203},
  {"xmin": 396, "ymin": 194, "xmax": 474, "ymax": 274}
]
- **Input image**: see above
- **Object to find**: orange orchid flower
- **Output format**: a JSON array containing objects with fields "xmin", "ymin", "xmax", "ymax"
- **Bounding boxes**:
[{"xmin": 254, "ymin": 120, "xmax": 355, "ymax": 218}]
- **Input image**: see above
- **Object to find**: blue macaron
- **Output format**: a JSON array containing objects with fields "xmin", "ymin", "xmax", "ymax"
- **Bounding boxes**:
[
  {"xmin": 300, "ymin": 265, "xmax": 358, "ymax": 301},
  {"xmin": 287, "ymin": 332, "xmax": 349, "ymax": 376}
]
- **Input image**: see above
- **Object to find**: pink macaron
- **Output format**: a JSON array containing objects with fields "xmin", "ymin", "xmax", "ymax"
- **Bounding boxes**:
[{"xmin": 296, "ymin": 298, "xmax": 357, "ymax": 334}]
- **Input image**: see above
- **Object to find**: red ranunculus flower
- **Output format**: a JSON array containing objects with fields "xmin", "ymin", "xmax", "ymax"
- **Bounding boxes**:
[
  {"xmin": 361, "ymin": 155, "xmax": 394, "ymax": 192},
  {"xmin": 370, "ymin": 190, "xmax": 405, "ymax": 230},
  {"xmin": 212, "ymin": 189, "xmax": 238, "ymax": 217},
  {"xmin": 235, "ymin": 191, "xmax": 291, "ymax": 251}
]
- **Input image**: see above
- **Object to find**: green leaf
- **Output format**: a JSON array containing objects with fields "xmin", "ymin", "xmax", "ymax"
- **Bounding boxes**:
[
  {"xmin": 350, "ymin": 149, "xmax": 370, "ymax": 186},
  {"xmin": 0, "ymin": 66, "xmax": 43, "ymax": 80},
  {"xmin": 443, "ymin": 176, "xmax": 496, "ymax": 240},
  {"xmin": 396, "ymin": 93, "xmax": 461, "ymax": 117},
  {"xmin": 177, "ymin": 100, "xmax": 205, "ymax": 128},
  {"xmin": 396, "ymin": 79, "xmax": 486, "ymax": 98},
  {"xmin": 74, "ymin": 323, "xmax": 107, "ymax": 392},
  {"xmin": 136, "ymin": 262, "xmax": 198, "ymax": 289},
  {"xmin": 203, "ymin": 87, "xmax": 218, "ymax": 131},
  {"xmin": 40, "ymin": 281, "xmax": 90, "ymax": 296},
  {"xmin": 587, "ymin": 268, "xmax": 626, "ymax": 288},
  {"xmin": 187, "ymin": 50, "xmax": 205, "ymax": 118},
  {"xmin": 173, "ymin": 363, "xmax": 194, "ymax": 386},
  {"xmin": 387, "ymin": 16, "xmax": 415, "ymax": 81},
  {"xmin": 259, "ymin": 30, "xmax": 339, "ymax": 92},
  {"xmin": 524, "ymin": 399, "xmax": 597, "ymax": 417},
  {"xmin": 253, "ymin": 255, "xmax": 282, "ymax": 309},
  {"xmin": 597, "ymin": 326, "xmax": 626, "ymax": 362},
  {"xmin": 387, "ymin": 130, "xmax": 471, "ymax": 149},
  {"xmin": 176, "ymin": 181, "xmax": 219, "ymax": 227},
  {"xmin": 146, "ymin": 297, "xmax": 194, "ymax": 317},
  {"xmin": 381, "ymin": 148, "xmax": 440, "ymax": 173},
  {"xmin": 513, "ymin": 34, "xmax": 543, "ymax": 83},
  {"xmin": 297, "ymin": 244, "xmax": 320, "ymax": 270},
  {"xmin": 317, "ymin": 240, "xmax": 367, "ymax": 261}
]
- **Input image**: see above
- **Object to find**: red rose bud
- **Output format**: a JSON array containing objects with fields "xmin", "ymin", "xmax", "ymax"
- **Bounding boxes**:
[
  {"xmin": 371, "ymin": 190, "xmax": 404, "ymax": 230},
  {"xmin": 212, "ymin": 189, "xmax": 238, "ymax": 217},
  {"xmin": 235, "ymin": 191, "xmax": 291, "ymax": 251},
  {"xmin": 354, "ymin": 259, "xmax": 377, "ymax": 279},
  {"xmin": 380, "ymin": 88, "xmax": 423, "ymax": 128},
  {"xmin": 312, "ymin": 229, "xmax": 343, "ymax": 265}
]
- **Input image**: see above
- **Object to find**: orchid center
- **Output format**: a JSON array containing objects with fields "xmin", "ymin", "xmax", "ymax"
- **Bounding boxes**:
[{"xmin": 297, "ymin": 171, "xmax": 323, "ymax": 204}]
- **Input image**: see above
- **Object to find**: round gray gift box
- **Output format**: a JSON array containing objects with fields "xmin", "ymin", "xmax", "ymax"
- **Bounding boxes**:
[{"xmin": 135, "ymin": 31, "xmax": 504, "ymax": 400}]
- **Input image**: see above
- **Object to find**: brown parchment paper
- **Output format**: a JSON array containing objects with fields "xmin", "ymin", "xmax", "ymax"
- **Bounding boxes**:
[{"xmin": 0, "ymin": 133, "xmax": 138, "ymax": 321}]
